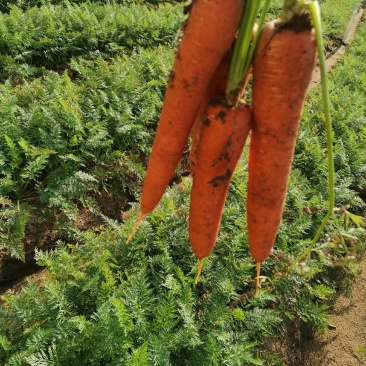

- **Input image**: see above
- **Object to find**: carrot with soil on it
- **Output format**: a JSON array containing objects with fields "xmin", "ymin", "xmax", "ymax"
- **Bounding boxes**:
[
  {"xmin": 126, "ymin": 0, "xmax": 246, "ymax": 244},
  {"xmin": 287, "ymin": 1, "xmax": 335, "ymax": 272},
  {"xmin": 189, "ymin": 47, "xmax": 235, "ymax": 179},
  {"xmin": 189, "ymin": 99, "xmax": 251, "ymax": 284},
  {"xmin": 189, "ymin": 46, "xmax": 253, "ymax": 178},
  {"xmin": 246, "ymin": 8, "xmax": 317, "ymax": 279},
  {"xmin": 189, "ymin": 0, "xmax": 266, "ymax": 283},
  {"xmin": 190, "ymin": 21, "xmax": 258, "ymax": 178}
]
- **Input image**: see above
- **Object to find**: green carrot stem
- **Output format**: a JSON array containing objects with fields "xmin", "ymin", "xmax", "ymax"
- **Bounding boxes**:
[
  {"xmin": 226, "ymin": 0, "xmax": 270, "ymax": 105},
  {"xmin": 226, "ymin": 0, "xmax": 255, "ymax": 100},
  {"xmin": 242, "ymin": 0, "xmax": 271, "ymax": 81}
]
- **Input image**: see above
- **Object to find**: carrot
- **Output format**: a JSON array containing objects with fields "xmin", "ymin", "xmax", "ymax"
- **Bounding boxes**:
[
  {"xmin": 189, "ymin": 48, "xmax": 234, "ymax": 178},
  {"xmin": 188, "ymin": 21, "xmax": 257, "ymax": 282},
  {"xmin": 190, "ymin": 42, "xmax": 254, "ymax": 178},
  {"xmin": 189, "ymin": 99, "xmax": 251, "ymax": 282},
  {"xmin": 247, "ymin": 15, "xmax": 317, "ymax": 267},
  {"xmin": 127, "ymin": 0, "xmax": 246, "ymax": 244},
  {"xmin": 141, "ymin": 0, "xmax": 245, "ymax": 213}
]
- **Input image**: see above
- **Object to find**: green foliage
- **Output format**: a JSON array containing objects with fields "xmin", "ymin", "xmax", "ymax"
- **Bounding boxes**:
[
  {"xmin": 1, "ymin": 135, "xmax": 56, "ymax": 200},
  {"xmin": 0, "ymin": 1, "xmax": 184, "ymax": 80},
  {"xmin": 0, "ymin": 200, "xmax": 264, "ymax": 364},
  {"xmin": 0, "ymin": 175, "xmax": 352, "ymax": 364},
  {"xmin": 0, "ymin": 0, "xmax": 187, "ymax": 13},
  {"xmin": 0, "ymin": 44, "xmax": 173, "ymax": 223},
  {"xmin": 0, "ymin": 1, "xmax": 366, "ymax": 365},
  {"xmin": 356, "ymin": 344, "xmax": 366, "ymax": 356},
  {"xmin": 0, "ymin": 197, "xmax": 31, "ymax": 261},
  {"xmin": 320, "ymin": 0, "xmax": 360, "ymax": 48}
]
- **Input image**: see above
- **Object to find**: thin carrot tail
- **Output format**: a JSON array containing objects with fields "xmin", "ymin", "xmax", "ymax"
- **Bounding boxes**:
[
  {"xmin": 126, "ymin": 212, "xmax": 144, "ymax": 244},
  {"xmin": 195, "ymin": 258, "xmax": 204, "ymax": 285},
  {"xmin": 255, "ymin": 261, "xmax": 261, "ymax": 297}
]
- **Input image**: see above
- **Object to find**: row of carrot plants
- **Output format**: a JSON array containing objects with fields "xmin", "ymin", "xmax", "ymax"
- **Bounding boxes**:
[
  {"xmin": 0, "ymin": 0, "xmax": 359, "ymax": 82},
  {"xmin": 0, "ymin": 1, "xmax": 185, "ymax": 80}
]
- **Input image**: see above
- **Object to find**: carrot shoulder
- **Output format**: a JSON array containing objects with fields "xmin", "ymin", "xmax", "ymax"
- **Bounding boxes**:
[
  {"xmin": 140, "ymin": 0, "xmax": 245, "ymax": 215},
  {"xmin": 247, "ymin": 16, "xmax": 317, "ymax": 264},
  {"xmin": 189, "ymin": 100, "xmax": 251, "ymax": 263}
]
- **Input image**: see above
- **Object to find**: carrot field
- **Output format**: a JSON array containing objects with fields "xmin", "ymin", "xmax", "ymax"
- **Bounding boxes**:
[{"xmin": 0, "ymin": 1, "xmax": 366, "ymax": 364}]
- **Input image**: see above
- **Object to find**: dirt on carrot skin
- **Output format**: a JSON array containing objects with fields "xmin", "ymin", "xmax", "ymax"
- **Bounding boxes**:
[{"xmin": 279, "ymin": 13, "xmax": 313, "ymax": 33}]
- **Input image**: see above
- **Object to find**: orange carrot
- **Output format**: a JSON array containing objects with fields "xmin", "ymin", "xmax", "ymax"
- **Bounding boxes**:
[
  {"xmin": 189, "ymin": 99, "xmax": 251, "ymax": 278},
  {"xmin": 190, "ymin": 47, "xmax": 253, "ymax": 178},
  {"xmin": 189, "ymin": 48, "xmax": 234, "ymax": 178},
  {"xmin": 127, "ymin": 0, "xmax": 245, "ymax": 243},
  {"xmin": 141, "ymin": 0, "xmax": 245, "ymax": 214},
  {"xmin": 247, "ymin": 16, "xmax": 317, "ymax": 265}
]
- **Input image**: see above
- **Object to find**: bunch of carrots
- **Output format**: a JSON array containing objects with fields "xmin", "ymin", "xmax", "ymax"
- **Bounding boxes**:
[{"xmin": 127, "ymin": 0, "xmax": 333, "ymax": 293}]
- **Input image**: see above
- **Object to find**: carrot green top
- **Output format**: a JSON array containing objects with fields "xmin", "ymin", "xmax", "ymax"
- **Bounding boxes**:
[
  {"xmin": 225, "ymin": 0, "xmax": 270, "ymax": 106},
  {"xmin": 281, "ymin": 0, "xmax": 312, "ymax": 22}
]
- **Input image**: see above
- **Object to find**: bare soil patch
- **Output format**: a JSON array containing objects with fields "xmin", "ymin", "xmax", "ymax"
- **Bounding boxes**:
[
  {"xmin": 264, "ymin": 260, "xmax": 366, "ymax": 365},
  {"xmin": 304, "ymin": 259, "xmax": 366, "ymax": 366}
]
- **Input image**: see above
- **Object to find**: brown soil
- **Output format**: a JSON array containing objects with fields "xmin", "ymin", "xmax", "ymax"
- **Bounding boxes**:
[
  {"xmin": 304, "ymin": 259, "xmax": 366, "ymax": 366},
  {"xmin": 0, "ymin": 208, "xmax": 60, "ymax": 287},
  {"xmin": 263, "ymin": 260, "xmax": 366, "ymax": 365}
]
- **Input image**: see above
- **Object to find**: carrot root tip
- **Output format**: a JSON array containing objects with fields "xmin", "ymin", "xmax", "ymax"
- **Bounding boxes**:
[
  {"xmin": 194, "ymin": 258, "xmax": 204, "ymax": 285},
  {"xmin": 255, "ymin": 261, "xmax": 261, "ymax": 298},
  {"xmin": 126, "ymin": 212, "xmax": 144, "ymax": 245}
]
